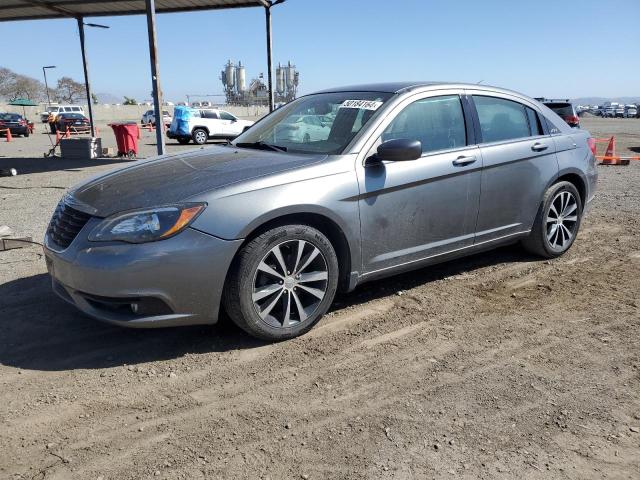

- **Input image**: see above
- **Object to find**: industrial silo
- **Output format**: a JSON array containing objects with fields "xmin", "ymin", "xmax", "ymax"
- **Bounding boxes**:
[{"xmin": 237, "ymin": 61, "xmax": 246, "ymax": 92}]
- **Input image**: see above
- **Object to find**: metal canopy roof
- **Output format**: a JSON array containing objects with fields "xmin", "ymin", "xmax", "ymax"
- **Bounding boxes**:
[{"xmin": 0, "ymin": 0, "xmax": 269, "ymax": 22}]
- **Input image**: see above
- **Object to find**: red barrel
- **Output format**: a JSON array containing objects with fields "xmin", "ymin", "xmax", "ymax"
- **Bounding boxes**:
[{"xmin": 109, "ymin": 123, "xmax": 140, "ymax": 158}]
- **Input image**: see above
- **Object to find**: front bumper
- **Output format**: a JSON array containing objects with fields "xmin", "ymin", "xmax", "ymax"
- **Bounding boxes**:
[{"xmin": 44, "ymin": 222, "xmax": 242, "ymax": 328}]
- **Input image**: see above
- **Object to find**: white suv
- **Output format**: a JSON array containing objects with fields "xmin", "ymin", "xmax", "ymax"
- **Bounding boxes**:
[
  {"xmin": 168, "ymin": 108, "xmax": 254, "ymax": 145},
  {"xmin": 40, "ymin": 105, "xmax": 85, "ymax": 123}
]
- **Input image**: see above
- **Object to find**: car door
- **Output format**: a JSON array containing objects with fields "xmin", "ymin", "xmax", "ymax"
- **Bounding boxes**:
[
  {"xmin": 219, "ymin": 111, "xmax": 239, "ymax": 136},
  {"xmin": 468, "ymin": 92, "xmax": 559, "ymax": 243},
  {"xmin": 356, "ymin": 92, "xmax": 481, "ymax": 275},
  {"xmin": 200, "ymin": 110, "xmax": 221, "ymax": 136}
]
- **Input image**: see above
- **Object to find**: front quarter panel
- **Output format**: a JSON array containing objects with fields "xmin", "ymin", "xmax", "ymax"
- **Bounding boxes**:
[{"xmin": 188, "ymin": 155, "xmax": 361, "ymax": 270}]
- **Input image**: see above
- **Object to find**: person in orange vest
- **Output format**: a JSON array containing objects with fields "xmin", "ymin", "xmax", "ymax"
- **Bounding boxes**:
[{"xmin": 48, "ymin": 112, "xmax": 57, "ymax": 134}]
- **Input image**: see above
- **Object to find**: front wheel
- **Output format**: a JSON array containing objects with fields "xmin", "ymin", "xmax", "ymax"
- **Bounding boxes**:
[
  {"xmin": 223, "ymin": 225, "xmax": 339, "ymax": 340},
  {"xmin": 192, "ymin": 128, "xmax": 208, "ymax": 145},
  {"xmin": 522, "ymin": 181, "xmax": 583, "ymax": 258}
]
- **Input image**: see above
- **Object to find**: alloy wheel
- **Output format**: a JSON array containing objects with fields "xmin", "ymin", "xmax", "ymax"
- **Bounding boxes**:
[
  {"xmin": 194, "ymin": 131, "xmax": 207, "ymax": 144},
  {"xmin": 252, "ymin": 240, "xmax": 328, "ymax": 328},
  {"xmin": 546, "ymin": 190, "xmax": 579, "ymax": 250}
]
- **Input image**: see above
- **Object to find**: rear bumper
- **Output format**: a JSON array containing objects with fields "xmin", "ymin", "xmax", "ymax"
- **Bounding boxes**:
[{"xmin": 44, "ymin": 224, "xmax": 243, "ymax": 328}]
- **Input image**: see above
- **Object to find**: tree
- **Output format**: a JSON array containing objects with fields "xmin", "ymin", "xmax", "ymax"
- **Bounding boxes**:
[
  {"xmin": 0, "ymin": 67, "xmax": 44, "ymax": 101},
  {"xmin": 55, "ymin": 76, "xmax": 85, "ymax": 103},
  {"xmin": 123, "ymin": 97, "xmax": 138, "ymax": 105}
]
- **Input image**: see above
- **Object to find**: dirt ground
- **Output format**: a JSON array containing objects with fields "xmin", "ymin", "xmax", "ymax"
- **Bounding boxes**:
[{"xmin": 0, "ymin": 117, "xmax": 639, "ymax": 479}]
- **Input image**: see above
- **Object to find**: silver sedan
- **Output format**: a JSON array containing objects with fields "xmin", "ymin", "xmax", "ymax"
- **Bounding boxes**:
[{"xmin": 44, "ymin": 82, "xmax": 598, "ymax": 340}]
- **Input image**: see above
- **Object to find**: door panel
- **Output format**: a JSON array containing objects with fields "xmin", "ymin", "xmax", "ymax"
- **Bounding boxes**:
[
  {"xmin": 475, "ymin": 139, "xmax": 558, "ymax": 241},
  {"xmin": 470, "ymin": 94, "xmax": 559, "ymax": 242},
  {"xmin": 358, "ymin": 148, "xmax": 481, "ymax": 273}
]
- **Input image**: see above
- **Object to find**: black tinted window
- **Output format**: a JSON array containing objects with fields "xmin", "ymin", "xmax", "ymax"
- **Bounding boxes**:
[
  {"xmin": 526, "ymin": 107, "xmax": 542, "ymax": 136},
  {"xmin": 201, "ymin": 111, "xmax": 219, "ymax": 119},
  {"xmin": 382, "ymin": 95, "xmax": 466, "ymax": 154},
  {"xmin": 219, "ymin": 111, "xmax": 236, "ymax": 121},
  {"xmin": 474, "ymin": 96, "xmax": 531, "ymax": 143}
]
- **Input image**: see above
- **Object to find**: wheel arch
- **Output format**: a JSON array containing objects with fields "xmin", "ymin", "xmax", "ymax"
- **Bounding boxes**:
[
  {"xmin": 554, "ymin": 169, "xmax": 587, "ymax": 207},
  {"xmin": 229, "ymin": 211, "xmax": 354, "ymax": 293}
]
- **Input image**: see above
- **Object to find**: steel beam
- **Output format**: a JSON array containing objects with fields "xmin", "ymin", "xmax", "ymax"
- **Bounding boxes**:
[
  {"xmin": 145, "ymin": 0, "xmax": 165, "ymax": 155},
  {"xmin": 77, "ymin": 17, "xmax": 96, "ymax": 137},
  {"xmin": 265, "ymin": 5, "xmax": 274, "ymax": 112}
]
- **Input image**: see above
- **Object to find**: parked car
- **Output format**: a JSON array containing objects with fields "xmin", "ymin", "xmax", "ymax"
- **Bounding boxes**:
[
  {"xmin": 44, "ymin": 82, "xmax": 597, "ymax": 340},
  {"xmin": 625, "ymin": 105, "xmax": 638, "ymax": 118},
  {"xmin": 167, "ymin": 108, "xmax": 254, "ymax": 145},
  {"xmin": 603, "ymin": 107, "xmax": 615, "ymax": 118},
  {"xmin": 0, "ymin": 112, "xmax": 30, "ymax": 137},
  {"xmin": 614, "ymin": 106, "xmax": 625, "ymax": 118},
  {"xmin": 274, "ymin": 114, "xmax": 331, "ymax": 143},
  {"xmin": 141, "ymin": 109, "xmax": 172, "ymax": 126},
  {"xmin": 55, "ymin": 113, "xmax": 90, "ymax": 132},
  {"xmin": 539, "ymin": 99, "xmax": 580, "ymax": 128},
  {"xmin": 41, "ymin": 105, "xmax": 85, "ymax": 123}
]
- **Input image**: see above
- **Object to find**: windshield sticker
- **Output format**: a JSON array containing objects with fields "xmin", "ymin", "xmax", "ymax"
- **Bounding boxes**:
[{"xmin": 339, "ymin": 100, "xmax": 383, "ymax": 111}]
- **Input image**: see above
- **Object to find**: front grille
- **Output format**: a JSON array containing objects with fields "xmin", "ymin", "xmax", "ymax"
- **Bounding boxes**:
[{"xmin": 47, "ymin": 202, "xmax": 92, "ymax": 249}]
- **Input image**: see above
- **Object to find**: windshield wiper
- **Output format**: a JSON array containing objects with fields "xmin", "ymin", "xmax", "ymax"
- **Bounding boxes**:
[{"xmin": 235, "ymin": 141, "xmax": 287, "ymax": 153}]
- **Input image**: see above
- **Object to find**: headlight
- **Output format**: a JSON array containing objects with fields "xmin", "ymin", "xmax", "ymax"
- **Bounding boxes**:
[{"xmin": 88, "ymin": 203, "xmax": 205, "ymax": 243}]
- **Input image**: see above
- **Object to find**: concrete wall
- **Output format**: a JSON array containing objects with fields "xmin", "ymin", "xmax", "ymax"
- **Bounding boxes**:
[{"xmin": 0, "ymin": 103, "xmax": 269, "ymax": 122}]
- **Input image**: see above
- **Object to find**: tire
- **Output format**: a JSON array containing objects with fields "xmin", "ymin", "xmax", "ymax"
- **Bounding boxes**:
[
  {"xmin": 177, "ymin": 137, "xmax": 191, "ymax": 145},
  {"xmin": 192, "ymin": 128, "xmax": 208, "ymax": 145},
  {"xmin": 521, "ymin": 181, "xmax": 583, "ymax": 258},
  {"xmin": 23, "ymin": 130, "xmax": 29, "ymax": 138},
  {"xmin": 223, "ymin": 224, "xmax": 339, "ymax": 340}
]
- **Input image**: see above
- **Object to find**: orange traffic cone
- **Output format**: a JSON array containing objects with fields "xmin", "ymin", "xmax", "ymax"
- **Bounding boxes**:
[
  {"xmin": 6, "ymin": 128, "xmax": 12, "ymax": 142},
  {"xmin": 602, "ymin": 136, "xmax": 618, "ymax": 164}
]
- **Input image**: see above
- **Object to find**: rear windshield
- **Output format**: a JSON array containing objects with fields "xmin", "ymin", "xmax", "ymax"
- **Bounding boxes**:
[
  {"xmin": 61, "ymin": 113, "xmax": 84, "ymax": 119},
  {"xmin": 0, "ymin": 113, "xmax": 21, "ymax": 121},
  {"xmin": 544, "ymin": 103, "xmax": 574, "ymax": 116}
]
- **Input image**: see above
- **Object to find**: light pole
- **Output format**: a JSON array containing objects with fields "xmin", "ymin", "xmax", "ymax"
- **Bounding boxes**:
[
  {"xmin": 77, "ymin": 19, "xmax": 109, "ymax": 137},
  {"xmin": 42, "ymin": 65, "xmax": 56, "ymax": 106}
]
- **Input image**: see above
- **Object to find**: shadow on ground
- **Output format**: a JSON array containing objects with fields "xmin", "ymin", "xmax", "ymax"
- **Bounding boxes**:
[
  {"xmin": 0, "ymin": 244, "xmax": 535, "ymax": 372},
  {"xmin": 0, "ymin": 157, "xmax": 132, "ymax": 176}
]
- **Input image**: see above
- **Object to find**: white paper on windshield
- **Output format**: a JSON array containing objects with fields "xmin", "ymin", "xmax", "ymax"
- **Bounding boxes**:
[{"xmin": 339, "ymin": 99, "xmax": 383, "ymax": 110}]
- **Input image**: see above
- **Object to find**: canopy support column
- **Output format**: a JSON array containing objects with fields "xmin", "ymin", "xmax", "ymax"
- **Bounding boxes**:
[
  {"xmin": 264, "ymin": 5, "xmax": 274, "ymax": 112},
  {"xmin": 77, "ymin": 17, "xmax": 96, "ymax": 137},
  {"xmin": 145, "ymin": 0, "xmax": 165, "ymax": 155}
]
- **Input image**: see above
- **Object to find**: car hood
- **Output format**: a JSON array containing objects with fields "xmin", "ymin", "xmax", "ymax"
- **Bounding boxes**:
[{"xmin": 71, "ymin": 146, "xmax": 326, "ymax": 217}]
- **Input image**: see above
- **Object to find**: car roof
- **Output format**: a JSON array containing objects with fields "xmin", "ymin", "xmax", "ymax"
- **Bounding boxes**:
[{"xmin": 312, "ymin": 81, "xmax": 536, "ymax": 98}]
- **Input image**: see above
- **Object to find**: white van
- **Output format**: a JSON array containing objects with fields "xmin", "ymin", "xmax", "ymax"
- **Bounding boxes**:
[{"xmin": 41, "ymin": 105, "xmax": 85, "ymax": 123}]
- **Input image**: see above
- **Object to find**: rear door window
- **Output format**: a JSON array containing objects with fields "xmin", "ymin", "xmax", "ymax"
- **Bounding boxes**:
[
  {"xmin": 473, "ymin": 96, "xmax": 531, "ymax": 143},
  {"xmin": 201, "ymin": 111, "xmax": 219, "ymax": 119},
  {"xmin": 381, "ymin": 95, "xmax": 467, "ymax": 154}
]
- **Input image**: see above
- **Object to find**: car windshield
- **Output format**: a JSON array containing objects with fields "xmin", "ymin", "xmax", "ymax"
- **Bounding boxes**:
[
  {"xmin": 545, "ymin": 103, "xmax": 574, "ymax": 116},
  {"xmin": 232, "ymin": 91, "xmax": 393, "ymax": 154}
]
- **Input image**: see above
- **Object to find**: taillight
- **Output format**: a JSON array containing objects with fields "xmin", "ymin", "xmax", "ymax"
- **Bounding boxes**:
[
  {"xmin": 566, "ymin": 115, "xmax": 580, "ymax": 125},
  {"xmin": 587, "ymin": 138, "xmax": 596, "ymax": 156}
]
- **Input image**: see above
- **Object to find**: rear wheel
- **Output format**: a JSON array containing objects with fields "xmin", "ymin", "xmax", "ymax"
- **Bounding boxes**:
[
  {"xmin": 192, "ymin": 128, "xmax": 208, "ymax": 145},
  {"xmin": 223, "ymin": 224, "xmax": 339, "ymax": 340},
  {"xmin": 522, "ymin": 181, "xmax": 582, "ymax": 258}
]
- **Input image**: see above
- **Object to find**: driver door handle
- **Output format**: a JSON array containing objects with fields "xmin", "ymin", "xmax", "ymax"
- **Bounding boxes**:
[
  {"xmin": 531, "ymin": 142, "xmax": 549, "ymax": 152},
  {"xmin": 452, "ymin": 155, "xmax": 477, "ymax": 166}
]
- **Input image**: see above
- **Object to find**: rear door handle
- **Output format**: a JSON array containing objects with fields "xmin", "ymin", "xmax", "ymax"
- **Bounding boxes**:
[
  {"xmin": 452, "ymin": 155, "xmax": 477, "ymax": 166},
  {"xmin": 531, "ymin": 142, "xmax": 549, "ymax": 152}
]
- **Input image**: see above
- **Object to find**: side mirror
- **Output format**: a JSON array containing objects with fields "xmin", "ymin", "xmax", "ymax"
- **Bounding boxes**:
[
  {"xmin": 231, "ymin": 118, "xmax": 238, "ymax": 123},
  {"xmin": 376, "ymin": 138, "xmax": 422, "ymax": 162}
]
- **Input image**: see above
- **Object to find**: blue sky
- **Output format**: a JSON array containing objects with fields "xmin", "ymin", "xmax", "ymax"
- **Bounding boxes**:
[{"xmin": 1, "ymin": 0, "xmax": 638, "ymax": 102}]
